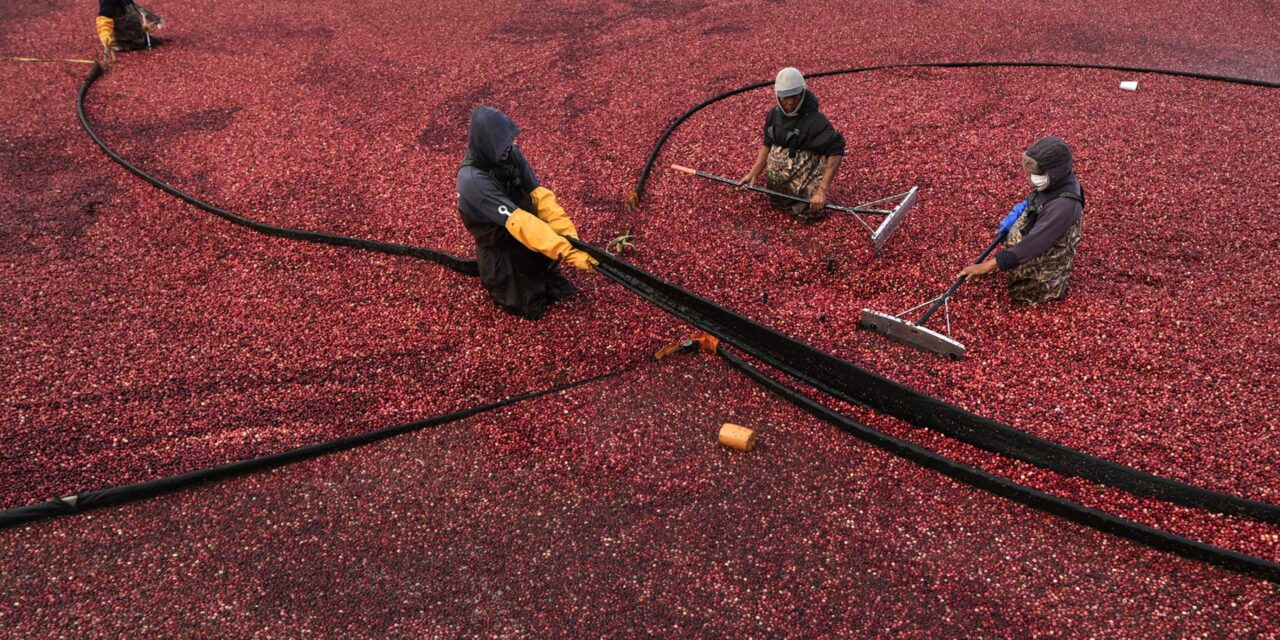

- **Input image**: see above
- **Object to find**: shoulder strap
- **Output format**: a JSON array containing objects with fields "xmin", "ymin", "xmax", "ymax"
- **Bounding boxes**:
[{"xmin": 1055, "ymin": 186, "xmax": 1085, "ymax": 209}]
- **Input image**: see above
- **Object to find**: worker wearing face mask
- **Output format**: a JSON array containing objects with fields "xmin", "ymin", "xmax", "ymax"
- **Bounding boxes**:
[
  {"xmin": 959, "ymin": 136, "xmax": 1085, "ymax": 305},
  {"xmin": 737, "ymin": 67, "xmax": 846, "ymax": 222},
  {"xmin": 456, "ymin": 106, "xmax": 596, "ymax": 321}
]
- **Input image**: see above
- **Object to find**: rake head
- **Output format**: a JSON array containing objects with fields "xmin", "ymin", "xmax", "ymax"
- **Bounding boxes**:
[
  {"xmin": 870, "ymin": 186, "xmax": 918, "ymax": 252},
  {"xmin": 858, "ymin": 308, "xmax": 967, "ymax": 360}
]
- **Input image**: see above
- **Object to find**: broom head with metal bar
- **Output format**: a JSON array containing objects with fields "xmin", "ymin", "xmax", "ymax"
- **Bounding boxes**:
[
  {"xmin": 858, "ymin": 308, "xmax": 967, "ymax": 360},
  {"xmin": 870, "ymin": 186, "xmax": 918, "ymax": 251}
]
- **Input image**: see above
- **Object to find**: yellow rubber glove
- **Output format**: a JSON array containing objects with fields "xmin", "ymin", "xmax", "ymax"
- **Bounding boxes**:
[
  {"xmin": 96, "ymin": 17, "xmax": 115, "ymax": 49},
  {"xmin": 562, "ymin": 249, "xmax": 598, "ymax": 272},
  {"xmin": 505, "ymin": 209, "xmax": 597, "ymax": 272},
  {"xmin": 505, "ymin": 208, "xmax": 573, "ymax": 261},
  {"xmin": 530, "ymin": 186, "xmax": 579, "ymax": 239}
]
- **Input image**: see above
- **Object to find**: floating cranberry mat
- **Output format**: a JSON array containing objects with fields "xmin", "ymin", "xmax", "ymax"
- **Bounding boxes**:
[{"xmin": 3, "ymin": 0, "xmax": 1279, "ymax": 635}]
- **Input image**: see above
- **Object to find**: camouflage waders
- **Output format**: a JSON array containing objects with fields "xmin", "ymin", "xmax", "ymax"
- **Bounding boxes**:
[
  {"xmin": 1005, "ymin": 191, "xmax": 1085, "ymax": 306},
  {"xmin": 765, "ymin": 145, "xmax": 827, "ymax": 222}
]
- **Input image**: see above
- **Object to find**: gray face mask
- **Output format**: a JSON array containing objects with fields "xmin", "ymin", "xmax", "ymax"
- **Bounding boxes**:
[{"xmin": 1029, "ymin": 173, "xmax": 1050, "ymax": 191}]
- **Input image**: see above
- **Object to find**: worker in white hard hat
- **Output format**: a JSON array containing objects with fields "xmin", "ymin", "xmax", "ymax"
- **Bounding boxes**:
[{"xmin": 737, "ymin": 67, "xmax": 846, "ymax": 222}]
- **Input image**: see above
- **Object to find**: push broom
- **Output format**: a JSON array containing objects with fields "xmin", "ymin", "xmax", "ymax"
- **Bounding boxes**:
[
  {"xmin": 858, "ymin": 230, "xmax": 1008, "ymax": 360},
  {"xmin": 670, "ymin": 164, "xmax": 917, "ymax": 252}
]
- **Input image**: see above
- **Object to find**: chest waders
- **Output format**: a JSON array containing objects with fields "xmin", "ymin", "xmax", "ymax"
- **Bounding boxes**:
[{"xmin": 1006, "ymin": 189, "xmax": 1086, "ymax": 306}]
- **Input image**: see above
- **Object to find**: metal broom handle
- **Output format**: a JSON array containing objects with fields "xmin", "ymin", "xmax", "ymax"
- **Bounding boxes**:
[
  {"xmin": 917, "ymin": 231, "xmax": 1007, "ymax": 325},
  {"xmin": 670, "ymin": 164, "xmax": 886, "ymax": 215}
]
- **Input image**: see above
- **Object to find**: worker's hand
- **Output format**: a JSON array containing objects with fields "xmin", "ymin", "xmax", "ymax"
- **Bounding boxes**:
[
  {"xmin": 563, "ymin": 249, "xmax": 598, "ymax": 272},
  {"xmin": 529, "ymin": 186, "xmax": 579, "ymax": 239},
  {"xmin": 958, "ymin": 260, "xmax": 999, "ymax": 279},
  {"xmin": 736, "ymin": 172, "xmax": 757, "ymax": 190},
  {"xmin": 809, "ymin": 187, "xmax": 827, "ymax": 212}
]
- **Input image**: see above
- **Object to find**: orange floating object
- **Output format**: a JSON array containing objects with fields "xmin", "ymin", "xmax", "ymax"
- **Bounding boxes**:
[
  {"xmin": 719, "ymin": 423, "xmax": 757, "ymax": 452},
  {"xmin": 654, "ymin": 332, "xmax": 720, "ymax": 361}
]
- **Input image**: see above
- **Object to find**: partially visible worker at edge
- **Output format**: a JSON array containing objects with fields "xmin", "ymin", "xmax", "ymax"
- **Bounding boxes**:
[
  {"xmin": 96, "ymin": 0, "xmax": 164, "ymax": 61},
  {"xmin": 737, "ymin": 67, "xmax": 846, "ymax": 223},
  {"xmin": 457, "ymin": 106, "xmax": 597, "ymax": 321},
  {"xmin": 960, "ymin": 136, "xmax": 1086, "ymax": 306}
]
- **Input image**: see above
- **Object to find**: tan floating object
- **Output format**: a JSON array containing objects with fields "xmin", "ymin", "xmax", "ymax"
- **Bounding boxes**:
[
  {"xmin": 4, "ymin": 56, "xmax": 96, "ymax": 64},
  {"xmin": 719, "ymin": 423, "xmax": 757, "ymax": 452}
]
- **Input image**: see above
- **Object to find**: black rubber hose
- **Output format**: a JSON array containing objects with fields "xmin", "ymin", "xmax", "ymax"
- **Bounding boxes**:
[
  {"xmin": 578, "ymin": 240, "xmax": 1280, "ymax": 524},
  {"xmin": 79, "ymin": 64, "xmax": 480, "ymax": 276},
  {"xmin": 715, "ymin": 347, "xmax": 1280, "ymax": 585},
  {"xmin": 0, "ymin": 367, "xmax": 627, "ymax": 529},
  {"xmin": 633, "ymin": 60, "xmax": 1277, "ymax": 199}
]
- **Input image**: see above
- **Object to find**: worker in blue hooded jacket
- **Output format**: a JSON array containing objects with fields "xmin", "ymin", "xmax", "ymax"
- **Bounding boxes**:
[
  {"xmin": 456, "ymin": 106, "xmax": 596, "ymax": 320},
  {"xmin": 960, "ymin": 136, "xmax": 1085, "ymax": 305}
]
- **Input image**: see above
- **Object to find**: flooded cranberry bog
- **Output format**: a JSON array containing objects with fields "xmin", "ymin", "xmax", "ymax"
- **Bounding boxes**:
[{"xmin": 2, "ymin": 0, "xmax": 1278, "ymax": 636}]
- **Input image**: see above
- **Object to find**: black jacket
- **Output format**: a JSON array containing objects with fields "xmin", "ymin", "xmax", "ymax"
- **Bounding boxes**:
[
  {"xmin": 457, "ymin": 107, "xmax": 539, "ymax": 228},
  {"xmin": 762, "ymin": 90, "xmax": 845, "ymax": 157},
  {"xmin": 99, "ymin": 0, "xmax": 135, "ymax": 18}
]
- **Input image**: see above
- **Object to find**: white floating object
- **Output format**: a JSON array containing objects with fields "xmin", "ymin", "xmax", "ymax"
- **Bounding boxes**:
[{"xmin": 1119, "ymin": 81, "xmax": 1139, "ymax": 91}]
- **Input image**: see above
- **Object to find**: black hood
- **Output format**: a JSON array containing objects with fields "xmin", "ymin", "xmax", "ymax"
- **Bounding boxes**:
[
  {"xmin": 1025, "ymin": 136, "xmax": 1074, "ymax": 188},
  {"xmin": 466, "ymin": 106, "xmax": 519, "ymax": 168}
]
